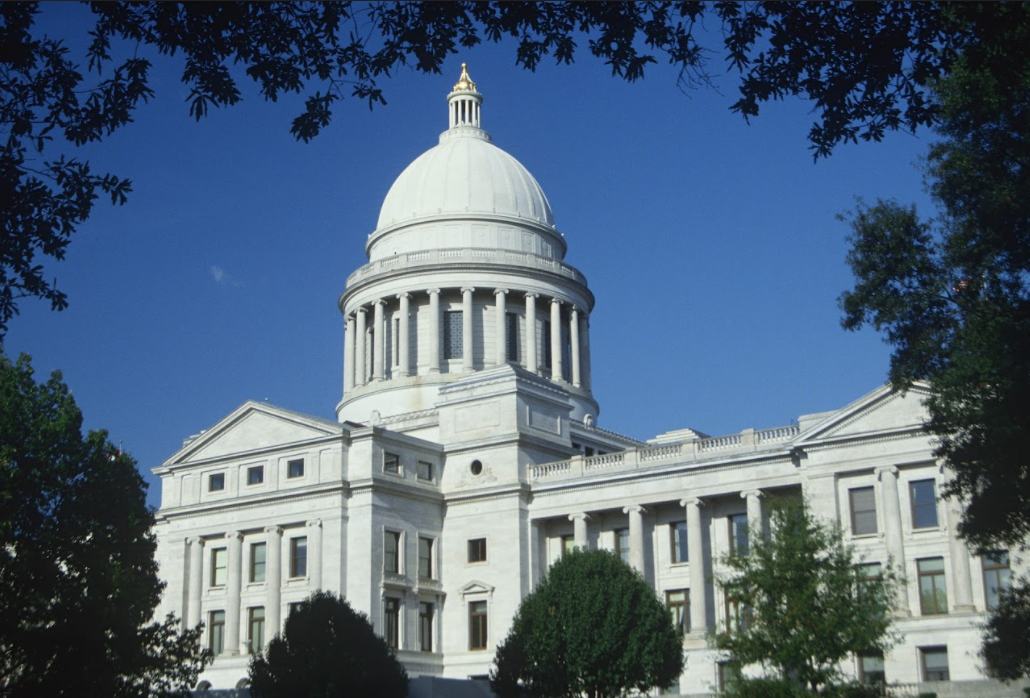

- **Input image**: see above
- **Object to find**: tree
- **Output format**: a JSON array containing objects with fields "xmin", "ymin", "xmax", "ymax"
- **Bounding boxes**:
[
  {"xmin": 0, "ymin": 351, "xmax": 208, "ymax": 697},
  {"xmin": 837, "ymin": 2, "xmax": 1030, "ymax": 677},
  {"xmin": 0, "ymin": 1, "xmax": 1017, "ymax": 335},
  {"xmin": 491, "ymin": 548, "xmax": 683, "ymax": 698},
  {"xmin": 248, "ymin": 590, "xmax": 408, "ymax": 698},
  {"xmin": 713, "ymin": 500, "xmax": 897, "ymax": 695}
]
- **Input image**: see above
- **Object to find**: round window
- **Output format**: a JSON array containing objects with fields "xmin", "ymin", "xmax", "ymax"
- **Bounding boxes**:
[{"xmin": 470, "ymin": 459, "xmax": 483, "ymax": 475}]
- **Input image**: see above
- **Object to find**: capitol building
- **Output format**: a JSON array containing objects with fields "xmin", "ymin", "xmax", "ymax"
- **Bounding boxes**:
[{"xmin": 153, "ymin": 67, "xmax": 1017, "ymax": 696}]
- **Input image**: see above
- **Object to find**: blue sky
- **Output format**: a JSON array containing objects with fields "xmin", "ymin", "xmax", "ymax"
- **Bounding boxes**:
[{"xmin": 8, "ymin": 6, "xmax": 937, "ymax": 509}]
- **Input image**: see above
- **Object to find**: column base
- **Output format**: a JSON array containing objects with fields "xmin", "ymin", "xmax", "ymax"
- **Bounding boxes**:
[{"xmin": 684, "ymin": 632, "xmax": 709, "ymax": 650}]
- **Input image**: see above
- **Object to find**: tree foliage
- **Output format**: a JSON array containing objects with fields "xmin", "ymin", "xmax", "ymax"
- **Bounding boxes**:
[
  {"xmin": 491, "ymin": 548, "xmax": 682, "ymax": 698},
  {"xmin": 839, "ymin": 2, "xmax": 1030, "ymax": 677},
  {"xmin": 713, "ymin": 500, "xmax": 897, "ymax": 694},
  {"xmin": 248, "ymin": 590, "xmax": 408, "ymax": 698},
  {"xmin": 0, "ymin": 1, "xmax": 1018, "ymax": 334},
  {"xmin": 0, "ymin": 352, "xmax": 208, "ymax": 697}
]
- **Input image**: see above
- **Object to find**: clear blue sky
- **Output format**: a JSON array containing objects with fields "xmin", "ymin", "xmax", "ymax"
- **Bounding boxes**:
[{"xmin": 8, "ymin": 5, "xmax": 937, "ymax": 509}]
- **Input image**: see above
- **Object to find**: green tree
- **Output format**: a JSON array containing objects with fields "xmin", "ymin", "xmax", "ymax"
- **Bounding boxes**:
[
  {"xmin": 0, "ymin": 1, "xmax": 1016, "ymax": 334},
  {"xmin": 837, "ymin": 3, "xmax": 1030, "ymax": 678},
  {"xmin": 0, "ymin": 352, "xmax": 209, "ymax": 697},
  {"xmin": 491, "ymin": 548, "xmax": 683, "ymax": 698},
  {"xmin": 248, "ymin": 590, "xmax": 408, "ymax": 698},
  {"xmin": 713, "ymin": 500, "xmax": 897, "ymax": 694}
]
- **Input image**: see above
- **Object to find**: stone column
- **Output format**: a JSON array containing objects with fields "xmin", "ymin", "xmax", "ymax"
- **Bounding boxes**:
[
  {"xmin": 682, "ymin": 498, "xmax": 707, "ymax": 634},
  {"xmin": 581, "ymin": 313, "xmax": 592, "ymax": 390},
  {"xmin": 742, "ymin": 489, "xmax": 763, "ymax": 541},
  {"xmin": 876, "ymin": 466, "xmax": 910, "ymax": 615},
  {"xmin": 307, "ymin": 519, "xmax": 323, "ymax": 590},
  {"xmin": 225, "ymin": 532, "xmax": 243, "ymax": 654},
  {"xmin": 373, "ymin": 299, "xmax": 385, "ymax": 381},
  {"xmin": 569, "ymin": 306, "xmax": 581, "ymax": 387},
  {"xmin": 623, "ymin": 505, "xmax": 646, "ymax": 573},
  {"xmin": 397, "ymin": 293, "xmax": 410, "ymax": 377},
  {"xmin": 525, "ymin": 293, "xmax": 538, "ymax": 374},
  {"xmin": 550, "ymin": 298, "xmax": 562, "ymax": 381},
  {"xmin": 354, "ymin": 307, "xmax": 367, "ymax": 387},
  {"xmin": 494, "ymin": 289, "xmax": 508, "ymax": 366},
  {"xmin": 569, "ymin": 512, "xmax": 590, "ymax": 549},
  {"xmin": 265, "ymin": 526, "xmax": 283, "ymax": 639},
  {"xmin": 462, "ymin": 287, "xmax": 475, "ymax": 372},
  {"xmin": 343, "ymin": 314, "xmax": 356, "ymax": 395},
  {"xmin": 186, "ymin": 537, "xmax": 204, "ymax": 630},
  {"xmin": 427, "ymin": 289, "xmax": 441, "ymax": 373},
  {"xmin": 945, "ymin": 490, "xmax": 975, "ymax": 611}
]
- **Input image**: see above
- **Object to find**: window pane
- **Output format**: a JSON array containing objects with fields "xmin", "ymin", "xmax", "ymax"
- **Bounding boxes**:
[
  {"xmin": 247, "ymin": 466, "xmax": 263, "ymax": 485},
  {"xmin": 910, "ymin": 479, "xmax": 939, "ymax": 528},
  {"xmin": 290, "ymin": 537, "xmax": 307, "ymax": 578},
  {"xmin": 616, "ymin": 529, "xmax": 629, "ymax": 564},
  {"xmin": 419, "ymin": 537, "xmax": 433, "ymax": 579},
  {"xmin": 671, "ymin": 521, "xmax": 689, "ymax": 563},
  {"xmin": 730, "ymin": 514, "xmax": 749, "ymax": 556},
  {"xmin": 860, "ymin": 651, "xmax": 886, "ymax": 685},
  {"xmin": 542, "ymin": 321, "xmax": 552, "ymax": 368},
  {"xmin": 384, "ymin": 598, "xmax": 400, "ymax": 649},
  {"xmin": 983, "ymin": 552, "xmax": 1012, "ymax": 611},
  {"xmin": 209, "ymin": 473, "xmax": 225, "ymax": 491},
  {"xmin": 211, "ymin": 548, "xmax": 227, "ymax": 587},
  {"xmin": 506, "ymin": 312, "xmax": 519, "ymax": 362},
  {"xmin": 666, "ymin": 589, "xmax": 689, "ymax": 633},
  {"xmin": 850, "ymin": 487, "xmax": 877, "ymax": 534},
  {"xmin": 469, "ymin": 600, "xmax": 487, "ymax": 650},
  {"xmin": 468, "ymin": 538, "xmax": 486, "ymax": 563},
  {"xmin": 918, "ymin": 558, "xmax": 947, "ymax": 614},
  {"xmin": 250, "ymin": 542, "xmax": 266, "ymax": 583},
  {"xmin": 210, "ymin": 611, "xmax": 225, "ymax": 654},
  {"xmin": 444, "ymin": 311, "xmax": 463, "ymax": 359},
  {"xmin": 923, "ymin": 647, "xmax": 950, "ymax": 681},
  {"xmin": 287, "ymin": 459, "xmax": 304, "ymax": 478},
  {"xmin": 384, "ymin": 452, "xmax": 400, "ymax": 474},
  {"xmin": 419, "ymin": 602, "xmax": 434, "ymax": 652},
  {"xmin": 248, "ymin": 607, "xmax": 265, "ymax": 652},
  {"xmin": 417, "ymin": 461, "xmax": 433, "ymax": 481},
  {"xmin": 385, "ymin": 531, "xmax": 400, "ymax": 574}
]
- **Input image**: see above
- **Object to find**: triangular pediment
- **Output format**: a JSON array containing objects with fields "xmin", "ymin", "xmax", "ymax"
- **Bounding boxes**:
[
  {"xmin": 167, "ymin": 401, "xmax": 341, "ymax": 465},
  {"xmin": 798, "ymin": 383, "xmax": 930, "ymax": 444},
  {"xmin": 459, "ymin": 580, "xmax": 495, "ymax": 597}
]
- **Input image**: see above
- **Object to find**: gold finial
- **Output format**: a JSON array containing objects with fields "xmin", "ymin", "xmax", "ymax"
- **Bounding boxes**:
[{"xmin": 453, "ymin": 62, "xmax": 477, "ymax": 92}]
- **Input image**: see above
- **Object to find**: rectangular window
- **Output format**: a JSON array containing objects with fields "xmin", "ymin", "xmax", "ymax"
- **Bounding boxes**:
[
  {"xmin": 247, "ymin": 466, "xmax": 263, "ymax": 485},
  {"xmin": 385, "ymin": 530, "xmax": 401, "ymax": 574},
  {"xmin": 918, "ymin": 557, "xmax": 948, "ymax": 615},
  {"xmin": 418, "ymin": 537, "xmax": 434, "ymax": 580},
  {"xmin": 718, "ymin": 662, "xmax": 741, "ymax": 693},
  {"xmin": 983, "ymin": 552, "xmax": 1012, "ymax": 611},
  {"xmin": 287, "ymin": 458, "xmax": 304, "ymax": 479},
  {"xmin": 250, "ymin": 542, "xmax": 267, "ymax": 583},
  {"xmin": 209, "ymin": 610, "xmax": 225, "ymax": 654},
  {"xmin": 910, "ymin": 479, "xmax": 939, "ymax": 529},
  {"xmin": 505, "ymin": 312, "xmax": 519, "ymax": 362},
  {"xmin": 849, "ymin": 486, "xmax": 877, "ymax": 535},
  {"xmin": 921, "ymin": 646, "xmax": 950, "ymax": 681},
  {"xmin": 289, "ymin": 537, "xmax": 308, "ymax": 578},
  {"xmin": 468, "ymin": 538, "xmax": 487, "ymax": 563},
  {"xmin": 384, "ymin": 452, "xmax": 400, "ymax": 474},
  {"xmin": 670, "ymin": 521, "xmax": 689, "ymax": 564},
  {"xmin": 392, "ymin": 316, "xmax": 400, "ymax": 368},
  {"xmin": 560, "ymin": 533, "xmax": 575, "ymax": 557},
  {"xmin": 666, "ymin": 589, "xmax": 689, "ymax": 633},
  {"xmin": 417, "ymin": 460, "xmax": 433, "ymax": 481},
  {"xmin": 210, "ymin": 548, "xmax": 227, "ymax": 587},
  {"xmin": 384, "ymin": 597, "xmax": 400, "ymax": 649},
  {"xmin": 469, "ymin": 600, "xmax": 488, "ymax": 650},
  {"xmin": 208, "ymin": 472, "xmax": 225, "ymax": 492},
  {"xmin": 419, "ymin": 602, "xmax": 434, "ymax": 652},
  {"xmin": 444, "ymin": 311, "xmax": 463, "ymax": 360},
  {"xmin": 288, "ymin": 602, "xmax": 302, "ymax": 617},
  {"xmin": 542, "ymin": 320, "xmax": 552, "ymax": 369},
  {"xmin": 856, "ymin": 562, "xmax": 883, "ymax": 602},
  {"xmin": 729, "ymin": 513, "xmax": 749, "ymax": 556},
  {"xmin": 248, "ymin": 606, "xmax": 265, "ymax": 653},
  {"xmin": 615, "ymin": 528, "xmax": 629, "ymax": 564},
  {"xmin": 859, "ymin": 651, "xmax": 886, "ymax": 686},
  {"xmin": 725, "ymin": 597, "xmax": 751, "ymax": 634}
]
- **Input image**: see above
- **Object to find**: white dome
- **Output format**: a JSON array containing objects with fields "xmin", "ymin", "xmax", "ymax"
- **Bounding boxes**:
[{"xmin": 376, "ymin": 130, "xmax": 555, "ymax": 231}]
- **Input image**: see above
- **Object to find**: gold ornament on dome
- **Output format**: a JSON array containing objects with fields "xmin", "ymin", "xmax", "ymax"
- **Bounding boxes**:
[{"xmin": 453, "ymin": 63, "xmax": 477, "ymax": 92}]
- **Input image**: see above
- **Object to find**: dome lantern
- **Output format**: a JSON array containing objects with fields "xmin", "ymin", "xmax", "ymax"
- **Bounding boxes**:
[{"xmin": 448, "ymin": 63, "xmax": 482, "ymax": 129}]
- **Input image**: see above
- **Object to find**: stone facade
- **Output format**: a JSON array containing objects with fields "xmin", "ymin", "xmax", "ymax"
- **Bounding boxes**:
[{"xmin": 154, "ymin": 66, "xmax": 1021, "ymax": 696}]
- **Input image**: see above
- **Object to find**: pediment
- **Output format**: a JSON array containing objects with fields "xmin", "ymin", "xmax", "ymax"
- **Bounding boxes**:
[
  {"xmin": 797, "ymin": 383, "xmax": 930, "ymax": 444},
  {"xmin": 459, "ymin": 580, "xmax": 495, "ymax": 597},
  {"xmin": 167, "ymin": 401, "xmax": 341, "ymax": 465}
]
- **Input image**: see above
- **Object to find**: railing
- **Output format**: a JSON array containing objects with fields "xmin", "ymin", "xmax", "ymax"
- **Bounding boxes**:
[
  {"xmin": 528, "ymin": 424, "xmax": 801, "ymax": 482},
  {"xmin": 346, "ymin": 248, "xmax": 588, "ymax": 286}
]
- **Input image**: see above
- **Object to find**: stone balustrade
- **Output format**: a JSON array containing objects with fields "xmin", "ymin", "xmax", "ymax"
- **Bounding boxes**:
[
  {"xmin": 528, "ymin": 424, "xmax": 800, "ymax": 482},
  {"xmin": 346, "ymin": 248, "xmax": 588, "ymax": 286}
]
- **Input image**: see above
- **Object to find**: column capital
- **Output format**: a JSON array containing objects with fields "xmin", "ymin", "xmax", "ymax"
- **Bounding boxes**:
[
  {"xmin": 187, "ymin": 536, "xmax": 205, "ymax": 546},
  {"xmin": 494, "ymin": 288, "xmax": 509, "ymax": 296},
  {"xmin": 524, "ymin": 292, "xmax": 538, "ymax": 300},
  {"xmin": 569, "ymin": 304, "xmax": 580, "ymax": 315},
  {"xmin": 680, "ymin": 497, "xmax": 705, "ymax": 509},
  {"xmin": 426, "ymin": 288, "xmax": 441, "ymax": 296},
  {"xmin": 345, "ymin": 313, "xmax": 356, "ymax": 324},
  {"xmin": 550, "ymin": 296, "xmax": 562, "ymax": 306},
  {"xmin": 395, "ymin": 292, "xmax": 410, "ymax": 300},
  {"xmin": 740, "ymin": 489, "xmax": 764, "ymax": 500},
  {"xmin": 264, "ymin": 525, "xmax": 283, "ymax": 535},
  {"xmin": 875, "ymin": 465, "xmax": 899, "ymax": 480},
  {"xmin": 374, "ymin": 298, "xmax": 386, "ymax": 307},
  {"xmin": 355, "ymin": 305, "xmax": 367, "ymax": 315},
  {"xmin": 568, "ymin": 512, "xmax": 591, "ymax": 523},
  {"xmin": 306, "ymin": 519, "xmax": 322, "ymax": 529},
  {"xmin": 461, "ymin": 286, "xmax": 476, "ymax": 294},
  {"xmin": 224, "ymin": 531, "xmax": 243, "ymax": 542},
  {"xmin": 622, "ymin": 504, "xmax": 647, "ymax": 515}
]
